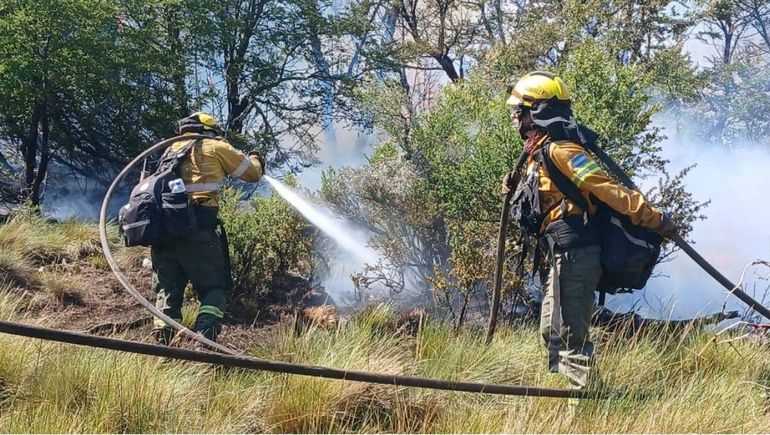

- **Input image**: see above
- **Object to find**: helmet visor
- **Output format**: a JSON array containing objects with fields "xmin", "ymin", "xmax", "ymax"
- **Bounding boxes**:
[{"xmin": 506, "ymin": 94, "xmax": 524, "ymax": 106}]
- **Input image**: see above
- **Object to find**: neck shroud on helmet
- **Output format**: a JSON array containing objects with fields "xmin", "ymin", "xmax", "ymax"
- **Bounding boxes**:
[
  {"xmin": 178, "ymin": 112, "xmax": 224, "ymax": 136},
  {"xmin": 506, "ymin": 71, "xmax": 597, "ymax": 146}
]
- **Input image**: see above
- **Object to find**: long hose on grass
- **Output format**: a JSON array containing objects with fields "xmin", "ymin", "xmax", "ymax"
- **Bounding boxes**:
[
  {"xmin": 0, "ymin": 320, "xmax": 607, "ymax": 399},
  {"xmin": 98, "ymin": 134, "xmax": 237, "ymax": 355}
]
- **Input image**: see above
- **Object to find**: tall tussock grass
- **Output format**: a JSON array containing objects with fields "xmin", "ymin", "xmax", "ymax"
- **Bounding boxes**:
[
  {"xmin": 0, "ymin": 291, "xmax": 766, "ymax": 433},
  {"xmin": 0, "ymin": 210, "xmax": 99, "ymax": 265}
]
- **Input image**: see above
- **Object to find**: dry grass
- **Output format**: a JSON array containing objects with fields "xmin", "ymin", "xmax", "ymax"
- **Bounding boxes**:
[
  {"xmin": 113, "ymin": 246, "xmax": 150, "ymax": 271},
  {"xmin": 0, "ymin": 250, "xmax": 37, "ymax": 289},
  {"xmin": 299, "ymin": 305, "xmax": 339, "ymax": 329},
  {"xmin": 0, "ymin": 211, "xmax": 104, "ymax": 266},
  {"xmin": 1, "ymin": 215, "xmax": 769, "ymax": 432},
  {"xmin": 38, "ymin": 272, "xmax": 87, "ymax": 306},
  {"xmin": 0, "ymin": 291, "xmax": 768, "ymax": 432}
]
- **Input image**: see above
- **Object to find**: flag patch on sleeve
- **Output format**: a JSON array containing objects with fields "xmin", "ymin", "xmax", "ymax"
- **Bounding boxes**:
[{"xmin": 568, "ymin": 152, "xmax": 600, "ymax": 187}]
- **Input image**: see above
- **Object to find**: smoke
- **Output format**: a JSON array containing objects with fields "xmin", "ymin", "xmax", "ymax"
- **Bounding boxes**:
[
  {"xmin": 42, "ymin": 166, "xmax": 125, "ymax": 221},
  {"xmin": 298, "ymin": 122, "xmax": 374, "ymax": 190},
  {"xmin": 606, "ymin": 114, "xmax": 770, "ymax": 320}
]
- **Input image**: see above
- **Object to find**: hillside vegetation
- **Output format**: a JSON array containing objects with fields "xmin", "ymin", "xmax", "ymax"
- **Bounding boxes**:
[
  {"xmin": 0, "ymin": 290, "xmax": 769, "ymax": 432},
  {"xmin": 0, "ymin": 215, "xmax": 769, "ymax": 433}
]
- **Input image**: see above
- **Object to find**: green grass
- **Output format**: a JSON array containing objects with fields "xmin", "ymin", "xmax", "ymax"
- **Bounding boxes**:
[{"xmin": 0, "ymin": 209, "xmax": 126, "ymax": 269}]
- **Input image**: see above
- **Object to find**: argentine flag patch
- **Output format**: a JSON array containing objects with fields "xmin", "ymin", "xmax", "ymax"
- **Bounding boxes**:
[{"xmin": 569, "ymin": 152, "xmax": 600, "ymax": 187}]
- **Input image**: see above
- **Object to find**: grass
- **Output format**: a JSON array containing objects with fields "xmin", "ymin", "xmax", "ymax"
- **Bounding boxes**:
[
  {"xmin": 0, "ymin": 250, "xmax": 37, "ymax": 289},
  {"xmin": 0, "ymin": 289, "xmax": 767, "ymax": 433},
  {"xmin": 0, "ymin": 210, "xmax": 104, "ymax": 266},
  {"xmin": 1, "ymin": 213, "xmax": 769, "ymax": 432},
  {"xmin": 38, "ymin": 272, "xmax": 87, "ymax": 306}
]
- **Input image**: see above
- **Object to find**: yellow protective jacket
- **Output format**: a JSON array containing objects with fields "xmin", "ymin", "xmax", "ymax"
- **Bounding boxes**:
[
  {"xmin": 528, "ymin": 137, "xmax": 664, "ymax": 234},
  {"xmin": 169, "ymin": 134, "xmax": 263, "ymax": 207}
]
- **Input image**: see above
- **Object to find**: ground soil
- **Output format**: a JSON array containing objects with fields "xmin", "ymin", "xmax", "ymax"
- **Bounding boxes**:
[{"xmin": 13, "ymin": 257, "xmax": 327, "ymax": 352}]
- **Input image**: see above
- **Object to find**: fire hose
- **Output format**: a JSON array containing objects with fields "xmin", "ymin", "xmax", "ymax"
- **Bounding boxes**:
[
  {"xmin": 90, "ymin": 135, "xmax": 603, "ymax": 400},
  {"xmin": 485, "ymin": 147, "xmax": 770, "ymax": 342},
  {"xmin": 98, "ymin": 134, "xmax": 236, "ymax": 355},
  {"xmin": 0, "ymin": 320, "xmax": 605, "ymax": 399},
  {"xmin": 486, "ymin": 151, "xmax": 529, "ymax": 344}
]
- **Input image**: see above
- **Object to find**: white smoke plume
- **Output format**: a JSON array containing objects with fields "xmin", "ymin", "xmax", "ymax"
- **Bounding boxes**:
[{"xmin": 607, "ymin": 114, "xmax": 770, "ymax": 320}]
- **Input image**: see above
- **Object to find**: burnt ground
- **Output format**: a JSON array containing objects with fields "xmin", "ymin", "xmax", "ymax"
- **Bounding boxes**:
[{"xmin": 12, "ymin": 258, "xmax": 328, "ymax": 352}]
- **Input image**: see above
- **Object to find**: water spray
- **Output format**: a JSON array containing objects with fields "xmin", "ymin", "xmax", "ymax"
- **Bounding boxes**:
[{"xmin": 262, "ymin": 175, "xmax": 379, "ymax": 264}]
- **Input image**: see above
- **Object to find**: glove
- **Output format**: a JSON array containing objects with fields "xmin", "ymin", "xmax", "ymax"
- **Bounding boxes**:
[
  {"xmin": 656, "ymin": 212, "xmax": 678, "ymax": 238},
  {"xmin": 247, "ymin": 150, "xmax": 266, "ymax": 170},
  {"xmin": 501, "ymin": 171, "xmax": 520, "ymax": 195}
]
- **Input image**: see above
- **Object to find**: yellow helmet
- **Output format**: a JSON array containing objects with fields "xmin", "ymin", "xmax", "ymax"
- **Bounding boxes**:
[
  {"xmin": 178, "ymin": 112, "xmax": 224, "ymax": 135},
  {"xmin": 506, "ymin": 71, "xmax": 571, "ymax": 108}
]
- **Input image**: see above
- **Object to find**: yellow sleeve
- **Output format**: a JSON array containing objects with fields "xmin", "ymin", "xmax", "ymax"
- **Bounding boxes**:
[
  {"xmin": 549, "ymin": 142, "xmax": 664, "ymax": 230},
  {"xmin": 211, "ymin": 140, "xmax": 263, "ymax": 182}
]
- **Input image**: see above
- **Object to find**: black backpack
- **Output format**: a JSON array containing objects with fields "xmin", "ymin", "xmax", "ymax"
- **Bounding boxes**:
[
  {"xmin": 540, "ymin": 142, "xmax": 663, "ymax": 294},
  {"xmin": 118, "ymin": 139, "xmax": 199, "ymax": 247}
]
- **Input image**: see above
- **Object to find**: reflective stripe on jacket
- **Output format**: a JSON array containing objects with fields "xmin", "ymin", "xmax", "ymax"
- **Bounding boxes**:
[
  {"xmin": 528, "ymin": 138, "xmax": 664, "ymax": 233},
  {"xmin": 169, "ymin": 134, "xmax": 263, "ymax": 207}
]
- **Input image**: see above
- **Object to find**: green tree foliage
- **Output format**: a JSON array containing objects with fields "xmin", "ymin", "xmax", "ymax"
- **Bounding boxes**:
[
  {"xmin": 322, "ymin": 38, "xmax": 707, "ymax": 319},
  {"xmin": 688, "ymin": 0, "xmax": 770, "ymax": 144},
  {"xmin": 0, "ymin": 0, "xmax": 396, "ymax": 204},
  {"xmin": 0, "ymin": 0, "xmax": 178, "ymax": 204}
]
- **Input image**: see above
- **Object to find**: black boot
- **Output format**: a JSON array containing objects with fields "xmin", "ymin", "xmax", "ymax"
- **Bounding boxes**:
[{"xmin": 193, "ymin": 313, "xmax": 222, "ymax": 342}]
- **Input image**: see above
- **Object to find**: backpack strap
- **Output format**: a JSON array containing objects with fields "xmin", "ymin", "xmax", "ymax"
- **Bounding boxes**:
[
  {"xmin": 163, "ymin": 138, "xmax": 198, "ymax": 161},
  {"xmin": 583, "ymin": 142, "xmax": 636, "ymax": 190},
  {"xmin": 158, "ymin": 139, "xmax": 199, "ymax": 173},
  {"xmin": 540, "ymin": 142, "xmax": 590, "ymax": 213}
]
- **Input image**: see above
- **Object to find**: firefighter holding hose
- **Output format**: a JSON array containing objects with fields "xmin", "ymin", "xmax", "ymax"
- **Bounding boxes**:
[
  {"xmin": 150, "ymin": 112, "xmax": 265, "ymax": 344},
  {"xmin": 500, "ymin": 72, "xmax": 677, "ymax": 391}
]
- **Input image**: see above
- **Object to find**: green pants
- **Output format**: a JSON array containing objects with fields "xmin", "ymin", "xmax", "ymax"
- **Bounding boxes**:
[
  {"xmin": 151, "ymin": 228, "xmax": 231, "ymax": 342},
  {"xmin": 539, "ymin": 244, "xmax": 601, "ymax": 389}
]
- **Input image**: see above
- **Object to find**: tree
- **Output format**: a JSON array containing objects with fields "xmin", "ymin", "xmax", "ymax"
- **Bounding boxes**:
[
  {"xmin": 0, "ymin": 0, "xmax": 178, "ymax": 204},
  {"xmin": 322, "ymin": 38, "xmax": 706, "ymax": 319},
  {"xmin": 687, "ymin": 0, "xmax": 770, "ymax": 144}
]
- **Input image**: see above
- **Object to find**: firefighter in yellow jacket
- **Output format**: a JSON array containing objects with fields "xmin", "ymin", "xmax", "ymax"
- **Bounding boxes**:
[
  {"xmin": 152, "ymin": 112, "xmax": 264, "ymax": 344},
  {"xmin": 501, "ymin": 72, "xmax": 677, "ymax": 390}
]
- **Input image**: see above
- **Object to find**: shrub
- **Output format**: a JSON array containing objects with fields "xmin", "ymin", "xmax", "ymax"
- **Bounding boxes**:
[{"xmin": 218, "ymin": 179, "xmax": 314, "ymax": 300}]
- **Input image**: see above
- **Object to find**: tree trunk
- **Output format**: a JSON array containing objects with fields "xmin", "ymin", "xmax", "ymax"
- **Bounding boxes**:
[
  {"xmin": 31, "ymin": 103, "xmax": 50, "ymax": 205},
  {"xmin": 23, "ymin": 103, "xmax": 45, "ymax": 204},
  {"xmin": 433, "ymin": 54, "xmax": 460, "ymax": 82}
]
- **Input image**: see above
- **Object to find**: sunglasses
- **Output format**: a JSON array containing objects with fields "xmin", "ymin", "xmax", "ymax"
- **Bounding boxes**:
[{"xmin": 509, "ymin": 105, "xmax": 530, "ymax": 118}]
